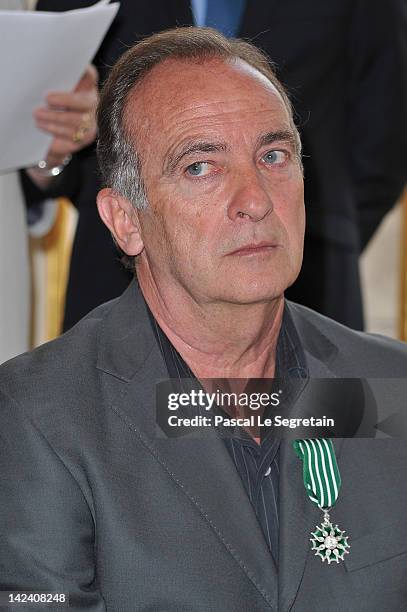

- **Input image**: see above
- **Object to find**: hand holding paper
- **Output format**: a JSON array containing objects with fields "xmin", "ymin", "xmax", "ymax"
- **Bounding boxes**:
[
  {"xmin": 34, "ymin": 63, "xmax": 99, "ymax": 162},
  {"xmin": 26, "ymin": 63, "xmax": 99, "ymax": 189},
  {"xmin": 0, "ymin": 0, "xmax": 119, "ymax": 173}
]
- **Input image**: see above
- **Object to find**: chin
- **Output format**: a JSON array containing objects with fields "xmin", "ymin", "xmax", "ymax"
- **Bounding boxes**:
[
  {"xmin": 220, "ymin": 267, "xmax": 300, "ymax": 304},
  {"xmin": 218, "ymin": 283, "xmax": 287, "ymax": 305}
]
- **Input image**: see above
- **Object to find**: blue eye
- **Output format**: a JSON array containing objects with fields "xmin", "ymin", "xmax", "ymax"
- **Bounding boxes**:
[
  {"xmin": 263, "ymin": 150, "xmax": 286, "ymax": 165},
  {"xmin": 186, "ymin": 162, "xmax": 211, "ymax": 177}
]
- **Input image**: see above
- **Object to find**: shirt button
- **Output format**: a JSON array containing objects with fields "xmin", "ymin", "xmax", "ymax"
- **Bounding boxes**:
[{"xmin": 264, "ymin": 466, "xmax": 272, "ymax": 477}]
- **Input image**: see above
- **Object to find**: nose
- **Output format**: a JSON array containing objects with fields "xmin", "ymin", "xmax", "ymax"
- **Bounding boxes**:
[{"xmin": 227, "ymin": 166, "xmax": 274, "ymax": 222}]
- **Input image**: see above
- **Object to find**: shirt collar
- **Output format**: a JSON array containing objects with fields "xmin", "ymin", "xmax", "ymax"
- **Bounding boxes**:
[{"xmin": 147, "ymin": 298, "xmax": 309, "ymax": 380}]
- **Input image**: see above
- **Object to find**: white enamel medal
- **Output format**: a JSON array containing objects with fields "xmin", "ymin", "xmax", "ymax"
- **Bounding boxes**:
[{"xmin": 310, "ymin": 508, "xmax": 350, "ymax": 564}]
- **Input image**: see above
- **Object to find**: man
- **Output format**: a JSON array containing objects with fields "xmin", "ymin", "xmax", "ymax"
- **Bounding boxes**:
[
  {"xmin": 2, "ymin": 28, "xmax": 407, "ymax": 611},
  {"xmin": 25, "ymin": 0, "xmax": 407, "ymax": 330}
]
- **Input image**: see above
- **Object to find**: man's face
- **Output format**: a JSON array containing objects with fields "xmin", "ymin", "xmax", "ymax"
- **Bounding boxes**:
[{"xmin": 127, "ymin": 57, "xmax": 305, "ymax": 305}]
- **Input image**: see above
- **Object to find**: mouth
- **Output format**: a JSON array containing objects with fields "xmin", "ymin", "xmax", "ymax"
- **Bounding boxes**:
[{"xmin": 226, "ymin": 241, "xmax": 282, "ymax": 256}]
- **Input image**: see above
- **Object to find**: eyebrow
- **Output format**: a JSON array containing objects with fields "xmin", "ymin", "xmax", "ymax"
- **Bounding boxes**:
[
  {"xmin": 164, "ymin": 140, "xmax": 228, "ymax": 175},
  {"xmin": 256, "ymin": 129, "xmax": 299, "ymax": 151}
]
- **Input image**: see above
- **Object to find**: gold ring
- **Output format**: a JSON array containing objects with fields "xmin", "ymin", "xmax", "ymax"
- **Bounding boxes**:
[
  {"xmin": 72, "ymin": 128, "xmax": 85, "ymax": 144},
  {"xmin": 72, "ymin": 113, "xmax": 92, "ymax": 143}
]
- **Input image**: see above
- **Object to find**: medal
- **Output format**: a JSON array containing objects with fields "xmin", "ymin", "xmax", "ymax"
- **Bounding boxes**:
[
  {"xmin": 310, "ymin": 507, "xmax": 350, "ymax": 564},
  {"xmin": 293, "ymin": 439, "xmax": 350, "ymax": 565}
]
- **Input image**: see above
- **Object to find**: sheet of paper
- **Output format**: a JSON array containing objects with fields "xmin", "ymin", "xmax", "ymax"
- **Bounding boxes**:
[{"xmin": 0, "ymin": 1, "xmax": 119, "ymax": 172}]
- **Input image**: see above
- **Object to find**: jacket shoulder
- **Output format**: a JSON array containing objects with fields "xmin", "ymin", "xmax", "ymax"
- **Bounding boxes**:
[
  {"xmin": 0, "ymin": 297, "xmax": 118, "ymax": 405},
  {"xmin": 286, "ymin": 300, "xmax": 407, "ymax": 376}
]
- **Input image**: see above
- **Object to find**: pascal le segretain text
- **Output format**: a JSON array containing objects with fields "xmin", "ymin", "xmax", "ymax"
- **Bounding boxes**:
[{"xmin": 167, "ymin": 415, "xmax": 335, "ymax": 430}]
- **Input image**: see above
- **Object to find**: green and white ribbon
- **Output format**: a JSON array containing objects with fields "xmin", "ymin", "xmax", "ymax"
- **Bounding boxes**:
[{"xmin": 292, "ymin": 438, "xmax": 341, "ymax": 509}]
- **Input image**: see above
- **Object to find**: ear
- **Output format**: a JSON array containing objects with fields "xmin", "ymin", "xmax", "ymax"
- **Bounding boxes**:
[{"xmin": 97, "ymin": 188, "xmax": 144, "ymax": 256}]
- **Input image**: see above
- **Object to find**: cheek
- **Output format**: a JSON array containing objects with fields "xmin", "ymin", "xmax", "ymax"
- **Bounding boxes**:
[
  {"xmin": 142, "ymin": 201, "xmax": 210, "ymax": 267},
  {"xmin": 161, "ymin": 192, "xmax": 219, "ymax": 249},
  {"xmin": 175, "ymin": 216, "xmax": 216, "ymax": 263},
  {"xmin": 275, "ymin": 184, "xmax": 305, "ymax": 241}
]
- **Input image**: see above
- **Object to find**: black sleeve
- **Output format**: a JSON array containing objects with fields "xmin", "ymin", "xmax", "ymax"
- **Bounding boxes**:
[
  {"xmin": 347, "ymin": 0, "xmax": 407, "ymax": 250},
  {"xmin": 20, "ymin": 143, "xmax": 99, "ymax": 211},
  {"xmin": 20, "ymin": 152, "xmax": 83, "ymax": 209},
  {"xmin": 0, "ymin": 389, "xmax": 106, "ymax": 611}
]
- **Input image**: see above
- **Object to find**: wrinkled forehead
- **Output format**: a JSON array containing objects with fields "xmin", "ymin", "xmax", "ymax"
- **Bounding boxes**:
[{"xmin": 124, "ymin": 57, "xmax": 293, "ymax": 141}]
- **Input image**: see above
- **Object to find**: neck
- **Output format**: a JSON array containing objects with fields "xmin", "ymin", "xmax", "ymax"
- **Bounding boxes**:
[{"xmin": 137, "ymin": 268, "xmax": 285, "ymax": 380}]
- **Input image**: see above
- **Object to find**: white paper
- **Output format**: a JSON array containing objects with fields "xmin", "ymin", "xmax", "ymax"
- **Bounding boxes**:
[{"xmin": 0, "ymin": 1, "xmax": 119, "ymax": 172}]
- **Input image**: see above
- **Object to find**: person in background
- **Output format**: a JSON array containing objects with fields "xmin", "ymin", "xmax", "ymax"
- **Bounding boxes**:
[{"xmin": 24, "ymin": 0, "xmax": 407, "ymax": 332}]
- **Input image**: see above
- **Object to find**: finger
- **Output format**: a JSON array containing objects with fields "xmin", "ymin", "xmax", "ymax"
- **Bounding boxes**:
[
  {"xmin": 46, "ymin": 90, "xmax": 98, "ymax": 112},
  {"xmin": 36, "ymin": 119, "xmax": 78, "ymax": 140},
  {"xmin": 34, "ymin": 108, "xmax": 91, "ymax": 129},
  {"xmin": 34, "ymin": 104, "xmax": 69, "ymax": 115},
  {"xmin": 39, "ymin": 118, "xmax": 96, "ymax": 148}
]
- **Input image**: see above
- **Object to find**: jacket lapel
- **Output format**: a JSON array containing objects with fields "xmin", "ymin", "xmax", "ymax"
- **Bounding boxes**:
[
  {"xmin": 97, "ymin": 282, "xmax": 278, "ymax": 610},
  {"xmin": 278, "ymin": 302, "xmax": 345, "ymax": 612}
]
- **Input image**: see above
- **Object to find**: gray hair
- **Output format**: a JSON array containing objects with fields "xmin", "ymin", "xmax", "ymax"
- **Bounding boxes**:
[{"xmin": 97, "ymin": 26, "xmax": 301, "ymax": 213}]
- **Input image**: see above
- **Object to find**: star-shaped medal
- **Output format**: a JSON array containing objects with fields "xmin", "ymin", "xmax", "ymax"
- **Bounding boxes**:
[{"xmin": 310, "ymin": 512, "xmax": 350, "ymax": 564}]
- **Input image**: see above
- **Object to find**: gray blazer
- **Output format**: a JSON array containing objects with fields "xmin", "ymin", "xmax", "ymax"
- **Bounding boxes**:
[{"xmin": 1, "ymin": 282, "xmax": 407, "ymax": 611}]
